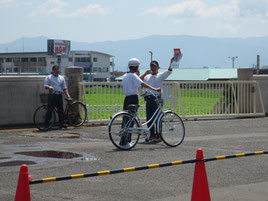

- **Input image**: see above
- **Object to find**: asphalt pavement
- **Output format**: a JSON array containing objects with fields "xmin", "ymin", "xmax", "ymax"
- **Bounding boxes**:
[{"xmin": 0, "ymin": 117, "xmax": 268, "ymax": 201}]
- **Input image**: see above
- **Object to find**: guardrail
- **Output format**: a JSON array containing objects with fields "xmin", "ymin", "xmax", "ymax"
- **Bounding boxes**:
[{"xmin": 80, "ymin": 80, "xmax": 265, "ymax": 124}]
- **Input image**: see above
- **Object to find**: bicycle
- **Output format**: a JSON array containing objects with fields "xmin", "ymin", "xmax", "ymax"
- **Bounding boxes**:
[
  {"xmin": 108, "ymin": 91, "xmax": 185, "ymax": 150},
  {"xmin": 33, "ymin": 92, "xmax": 87, "ymax": 131}
]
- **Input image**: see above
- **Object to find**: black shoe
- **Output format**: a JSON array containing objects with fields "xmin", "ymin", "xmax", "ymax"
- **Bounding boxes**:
[
  {"xmin": 119, "ymin": 137, "xmax": 127, "ymax": 145},
  {"xmin": 60, "ymin": 124, "xmax": 67, "ymax": 129}
]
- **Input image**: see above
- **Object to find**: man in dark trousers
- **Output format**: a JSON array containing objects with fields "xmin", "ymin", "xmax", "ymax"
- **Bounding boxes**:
[
  {"xmin": 44, "ymin": 65, "xmax": 71, "ymax": 128},
  {"xmin": 140, "ymin": 58, "xmax": 175, "ymax": 142}
]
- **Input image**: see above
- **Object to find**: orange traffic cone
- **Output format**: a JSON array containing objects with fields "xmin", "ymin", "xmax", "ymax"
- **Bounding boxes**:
[
  {"xmin": 14, "ymin": 164, "xmax": 31, "ymax": 201},
  {"xmin": 191, "ymin": 149, "xmax": 211, "ymax": 201}
]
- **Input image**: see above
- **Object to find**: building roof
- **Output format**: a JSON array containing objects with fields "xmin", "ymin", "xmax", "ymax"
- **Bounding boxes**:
[
  {"xmin": 0, "ymin": 50, "xmax": 114, "ymax": 58},
  {"xmin": 89, "ymin": 51, "xmax": 114, "ymax": 58},
  {"xmin": 116, "ymin": 68, "xmax": 237, "ymax": 81},
  {"xmin": 0, "ymin": 52, "xmax": 48, "ymax": 57}
]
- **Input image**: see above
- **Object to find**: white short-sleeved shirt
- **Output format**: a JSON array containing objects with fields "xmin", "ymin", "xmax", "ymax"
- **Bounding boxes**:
[
  {"xmin": 122, "ymin": 72, "xmax": 143, "ymax": 96},
  {"xmin": 144, "ymin": 70, "xmax": 172, "ymax": 95},
  {"xmin": 44, "ymin": 74, "xmax": 67, "ymax": 92}
]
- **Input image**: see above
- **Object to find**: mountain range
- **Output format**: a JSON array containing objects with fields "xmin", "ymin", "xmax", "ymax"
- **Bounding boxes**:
[{"xmin": 1, "ymin": 35, "xmax": 268, "ymax": 70}]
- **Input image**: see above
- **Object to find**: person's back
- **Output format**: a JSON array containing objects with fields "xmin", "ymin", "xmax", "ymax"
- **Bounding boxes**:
[{"xmin": 122, "ymin": 72, "xmax": 142, "ymax": 96}]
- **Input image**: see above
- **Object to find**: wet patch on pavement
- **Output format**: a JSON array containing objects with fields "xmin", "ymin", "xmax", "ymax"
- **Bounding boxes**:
[
  {"xmin": 0, "ymin": 160, "xmax": 37, "ymax": 167},
  {"xmin": 15, "ymin": 150, "xmax": 82, "ymax": 159},
  {"xmin": 0, "ymin": 144, "xmax": 99, "ymax": 167}
]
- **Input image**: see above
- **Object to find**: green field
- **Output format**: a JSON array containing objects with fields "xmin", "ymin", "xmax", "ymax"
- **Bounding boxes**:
[{"xmin": 83, "ymin": 87, "xmax": 223, "ymax": 120}]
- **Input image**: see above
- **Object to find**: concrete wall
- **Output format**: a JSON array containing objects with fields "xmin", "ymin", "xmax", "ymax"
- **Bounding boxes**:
[
  {"xmin": 0, "ymin": 75, "xmax": 47, "ymax": 126},
  {"xmin": 238, "ymin": 67, "xmax": 268, "ymax": 114},
  {"xmin": 0, "ymin": 67, "xmax": 83, "ymax": 127},
  {"xmin": 253, "ymin": 75, "xmax": 268, "ymax": 114}
]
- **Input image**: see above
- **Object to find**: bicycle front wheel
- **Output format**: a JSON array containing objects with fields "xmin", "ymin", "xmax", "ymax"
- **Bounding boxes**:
[
  {"xmin": 108, "ymin": 112, "xmax": 140, "ymax": 150},
  {"xmin": 67, "ymin": 102, "xmax": 87, "ymax": 127},
  {"xmin": 33, "ymin": 105, "xmax": 55, "ymax": 131},
  {"xmin": 158, "ymin": 111, "xmax": 185, "ymax": 147}
]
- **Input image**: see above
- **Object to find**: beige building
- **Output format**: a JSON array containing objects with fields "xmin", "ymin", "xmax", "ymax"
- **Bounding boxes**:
[{"xmin": 0, "ymin": 50, "xmax": 114, "ymax": 82}]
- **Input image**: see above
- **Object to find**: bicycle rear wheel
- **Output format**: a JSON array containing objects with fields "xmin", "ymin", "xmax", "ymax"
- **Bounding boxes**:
[
  {"xmin": 108, "ymin": 112, "xmax": 140, "ymax": 150},
  {"xmin": 158, "ymin": 111, "xmax": 185, "ymax": 147},
  {"xmin": 67, "ymin": 102, "xmax": 87, "ymax": 127},
  {"xmin": 33, "ymin": 105, "xmax": 55, "ymax": 131}
]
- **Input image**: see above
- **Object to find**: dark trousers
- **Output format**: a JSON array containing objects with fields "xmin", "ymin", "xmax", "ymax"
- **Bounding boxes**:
[
  {"xmin": 120, "ymin": 95, "xmax": 138, "ymax": 145},
  {"xmin": 146, "ymin": 95, "xmax": 158, "ymax": 137},
  {"xmin": 123, "ymin": 95, "xmax": 139, "ymax": 111},
  {"xmin": 45, "ymin": 94, "xmax": 64, "ymax": 125}
]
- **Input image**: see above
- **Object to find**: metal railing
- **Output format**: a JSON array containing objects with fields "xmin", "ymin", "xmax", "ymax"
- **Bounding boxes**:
[{"xmin": 80, "ymin": 80, "xmax": 265, "ymax": 123}]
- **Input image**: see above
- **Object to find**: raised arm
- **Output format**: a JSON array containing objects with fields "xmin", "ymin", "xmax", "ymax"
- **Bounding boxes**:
[{"xmin": 140, "ymin": 70, "xmax": 151, "ymax": 81}]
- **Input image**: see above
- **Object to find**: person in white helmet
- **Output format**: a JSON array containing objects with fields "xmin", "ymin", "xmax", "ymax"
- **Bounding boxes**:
[{"xmin": 120, "ymin": 58, "xmax": 161, "ymax": 145}]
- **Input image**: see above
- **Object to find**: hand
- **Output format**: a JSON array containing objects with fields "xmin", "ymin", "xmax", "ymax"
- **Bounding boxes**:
[
  {"xmin": 155, "ymin": 88, "xmax": 161, "ymax": 92},
  {"xmin": 145, "ymin": 70, "xmax": 152, "ymax": 75},
  {"xmin": 49, "ymin": 86, "xmax": 54, "ymax": 91}
]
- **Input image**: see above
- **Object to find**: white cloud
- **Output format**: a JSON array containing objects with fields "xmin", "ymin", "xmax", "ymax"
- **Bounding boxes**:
[
  {"xmin": 142, "ymin": 0, "xmax": 268, "ymax": 36},
  {"xmin": 29, "ymin": 0, "xmax": 107, "ymax": 17},
  {"xmin": 0, "ymin": 0, "xmax": 19, "ymax": 7},
  {"xmin": 69, "ymin": 4, "xmax": 107, "ymax": 17},
  {"xmin": 30, "ymin": 0, "xmax": 67, "ymax": 17},
  {"xmin": 143, "ymin": 0, "xmax": 238, "ymax": 20}
]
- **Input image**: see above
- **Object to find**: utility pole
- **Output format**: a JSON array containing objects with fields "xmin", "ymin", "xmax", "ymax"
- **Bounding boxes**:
[
  {"xmin": 228, "ymin": 56, "xmax": 238, "ymax": 68},
  {"xmin": 257, "ymin": 55, "xmax": 260, "ymax": 74},
  {"xmin": 149, "ymin": 51, "xmax": 153, "ymax": 62}
]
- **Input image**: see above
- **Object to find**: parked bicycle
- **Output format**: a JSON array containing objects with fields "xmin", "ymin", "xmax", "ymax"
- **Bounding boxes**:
[
  {"xmin": 108, "ymin": 91, "xmax": 185, "ymax": 150},
  {"xmin": 33, "ymin": 92, "xmax": 87, "ymax": 131}
]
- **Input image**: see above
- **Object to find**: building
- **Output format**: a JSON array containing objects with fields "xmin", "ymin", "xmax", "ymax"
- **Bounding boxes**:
[
  {"xmin": 0, "ymin": 50, "xmax": 114, "ymax": 82},
  {"xmin": 116, "ymin": 68, "xmax": 238, "ymax": 81}
]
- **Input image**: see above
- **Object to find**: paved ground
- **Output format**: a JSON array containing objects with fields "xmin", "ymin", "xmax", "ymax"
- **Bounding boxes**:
[{"xmin": 0, "ymin": 117, "xmax": 268, "ymax": 201}]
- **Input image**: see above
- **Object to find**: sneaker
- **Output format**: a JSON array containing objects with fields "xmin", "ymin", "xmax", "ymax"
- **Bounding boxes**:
[{"xmin": 150, "ymin": 136, "xmax": 161, "ymax": 143}]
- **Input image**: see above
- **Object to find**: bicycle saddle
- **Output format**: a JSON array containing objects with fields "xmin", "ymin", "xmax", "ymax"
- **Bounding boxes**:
[{"xmin": 128, "ymin": 104, "xmax": 139, "ymax": 113}]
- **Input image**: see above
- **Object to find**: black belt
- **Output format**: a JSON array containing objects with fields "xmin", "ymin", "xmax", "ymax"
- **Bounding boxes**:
[
  {"xmin": 126, "ymin": 95, "xmax": 138, "ymax": 97},
  {"xmin": 53, "ymin": 91, "xmax": 63, "ymax": 95}
]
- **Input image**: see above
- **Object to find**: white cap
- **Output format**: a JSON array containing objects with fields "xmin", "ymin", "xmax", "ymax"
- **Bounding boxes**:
[{"xmin": 128, "ymin": 58, "xmax": 141, "ymax": 67}]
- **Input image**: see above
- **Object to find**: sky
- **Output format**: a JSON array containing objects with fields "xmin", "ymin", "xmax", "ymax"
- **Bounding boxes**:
[{"xmin": 0, "ymin": 0, "xmax": 268, "ymax": 44}]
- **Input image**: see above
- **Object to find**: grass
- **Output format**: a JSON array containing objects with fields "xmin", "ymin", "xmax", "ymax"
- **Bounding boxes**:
[{"xmin": 83, "ymin": 87, "xmax": 223, "ymax": 120}]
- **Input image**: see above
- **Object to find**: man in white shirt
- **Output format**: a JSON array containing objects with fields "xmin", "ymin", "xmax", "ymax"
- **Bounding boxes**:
[
  {"xmin": 44, "ymin": 65, "xmax": 71, "ymax": 128},
  {"xmin": 120, "ymin": 58, "xmax": 161, "ymax": 145},
  {"xmin": 140, "ymin": 58, "xmax": 174, "ymax": 142}
]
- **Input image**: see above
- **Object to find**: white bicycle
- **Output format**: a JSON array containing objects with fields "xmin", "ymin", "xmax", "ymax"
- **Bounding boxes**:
[{"xmin": 108, "ymin": 92, "xmax": 185, "ymax": 150}]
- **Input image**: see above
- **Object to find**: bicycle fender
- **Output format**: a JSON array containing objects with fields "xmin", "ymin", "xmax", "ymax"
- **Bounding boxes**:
[{"xmin": 108, "ymin": 111, "xmax": 131, "ymax": 126}]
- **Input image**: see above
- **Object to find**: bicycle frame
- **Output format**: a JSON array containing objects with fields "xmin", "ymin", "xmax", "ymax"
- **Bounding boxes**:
[{"xmin": 118, "ymin": 94, "xmax": 170, "ymax": 137}]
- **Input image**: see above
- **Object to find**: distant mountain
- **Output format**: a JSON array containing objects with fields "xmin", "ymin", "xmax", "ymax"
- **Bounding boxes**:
[{"xmin": 1, "ymin": 35, "xmax": 268, "ymax": 70}]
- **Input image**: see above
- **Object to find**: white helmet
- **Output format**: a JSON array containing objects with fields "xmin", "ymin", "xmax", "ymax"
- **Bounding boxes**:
[{"xmin": 128, "ymin": 58, "xmax": 141, "ymax": 67}]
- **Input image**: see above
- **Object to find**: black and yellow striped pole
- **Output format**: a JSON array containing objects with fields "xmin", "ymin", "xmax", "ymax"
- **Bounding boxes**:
[{"xmin": 29, "ymin": 150, "xmax": 268, "ymax": 185}]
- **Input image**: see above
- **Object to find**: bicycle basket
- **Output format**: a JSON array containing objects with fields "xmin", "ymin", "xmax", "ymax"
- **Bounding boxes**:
[
  {"xmin": 40, "ymin": 93, "xmax": 49, "ymax": 104},
  {"xmin": 156, "ymin": 97, "xmax": 164, "ymax": 106}
]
